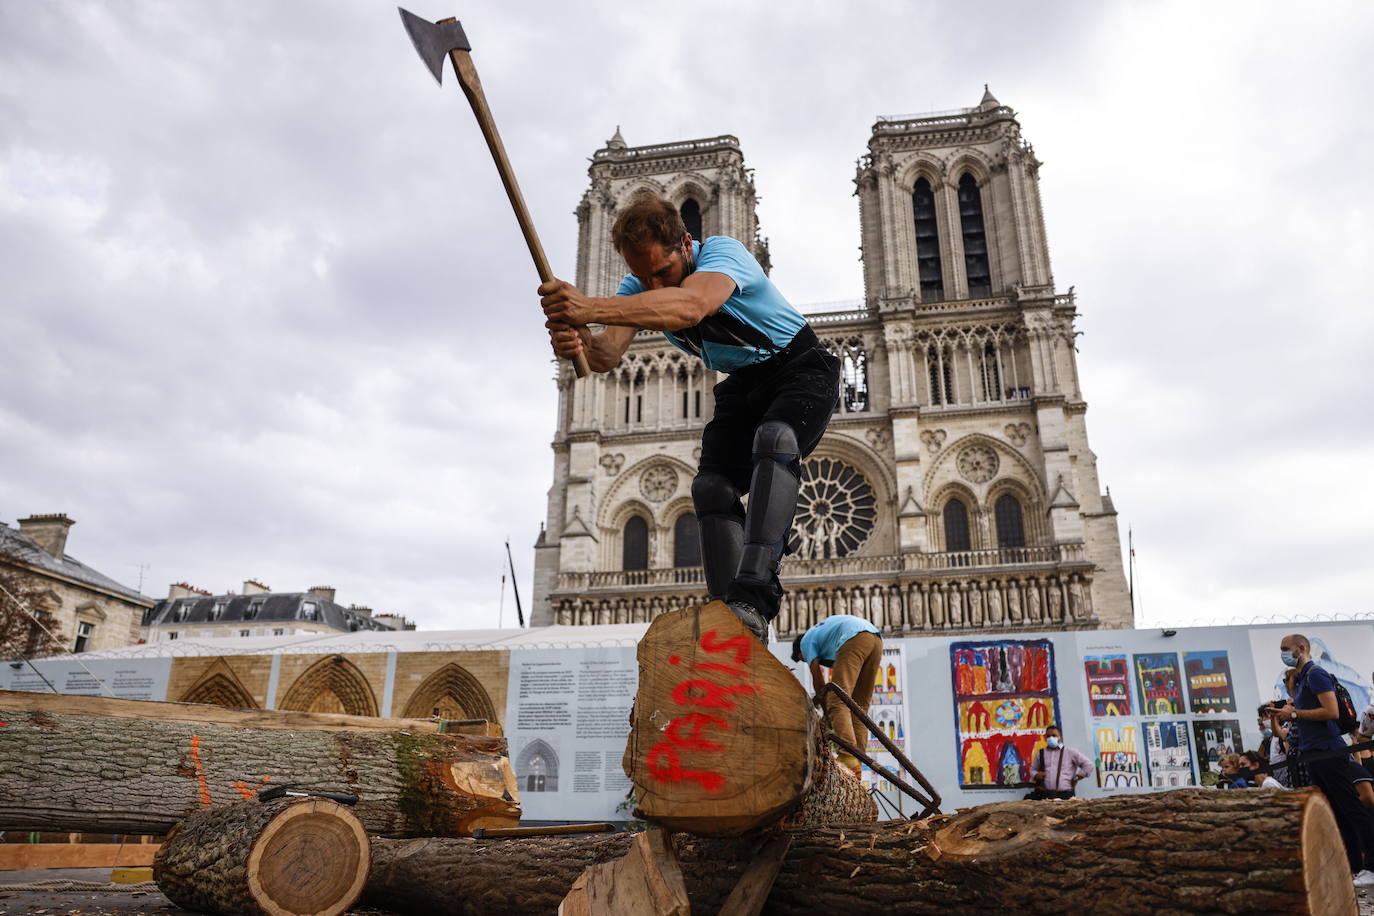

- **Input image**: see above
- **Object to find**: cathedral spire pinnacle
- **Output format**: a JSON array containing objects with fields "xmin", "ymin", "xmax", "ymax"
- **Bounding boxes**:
[
  {"xmin": 979, "ymin": 84, "xmax": 1001, "ymax": 111},
  {"xmin": 606, "ymin": 126, "xmax": 627, "ymax": 150}
]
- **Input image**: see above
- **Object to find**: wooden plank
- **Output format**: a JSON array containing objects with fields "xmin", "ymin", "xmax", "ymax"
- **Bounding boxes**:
[
  {"xmin": 473, "ymin": 823, "xmax": 614, "ymax": 838},
  {"xmin": 718, "ymin": 834, "xmax": 792, "ymax": 916},
  {"xmin": 0, "ymin": 842, "xmax": 160, "ymax": 869},
  {"xmin": 0, "ymin": 689, "xmax": 443, "ymax": 733},
  {"xmin": 558, "ymin": 829, "xmax": 689, "ymax": 916}
]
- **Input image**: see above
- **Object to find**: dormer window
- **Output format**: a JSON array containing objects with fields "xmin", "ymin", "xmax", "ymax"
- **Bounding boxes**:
[
  {"xmin": 245, "ymin": 600, "xmax": 262, "ymax": 621},
  {"xmin": 209, "ymin": 601, "xmax": 227, "ymax": 621},
  {"xmin": 302, "ymin": 601, "xmax": 319, "ymax": 621},
  {"xmin": 173, "ymin": 604, "xmax": 190, "ymax": 623}
]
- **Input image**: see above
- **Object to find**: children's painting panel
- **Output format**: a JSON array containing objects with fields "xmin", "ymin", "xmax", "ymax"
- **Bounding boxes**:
[
  {"xmin": 1083, "ymin": 653, "xmax": 1131, "ymax": 716},
  {"xmin": 951, "ymin": 639, "xmax": 1060, "ymax": 789}
]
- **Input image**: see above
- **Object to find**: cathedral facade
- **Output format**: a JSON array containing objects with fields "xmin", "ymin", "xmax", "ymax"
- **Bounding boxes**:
[{"xmin": 531, "ymin": 90, "xmax": 1132, "ymax": 636}]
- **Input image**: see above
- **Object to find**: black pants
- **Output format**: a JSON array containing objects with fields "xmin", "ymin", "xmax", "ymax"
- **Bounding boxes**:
[
  {"xmin": 1309, "ymin": 755, "xmax": 1374, "ymax": 872},
  {"xmin": 697, "ymin": 330, "xmax": 840, "ymax": 620}
]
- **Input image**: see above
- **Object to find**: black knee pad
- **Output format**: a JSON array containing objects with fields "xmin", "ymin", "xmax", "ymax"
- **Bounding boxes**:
[
  {"xmin": 752, "ymin": 421, "xmax": 799, "ymax": 470},
  {"xmin": 692, "ymin": 472, "xmax": 744, "ymax": 600},
  {"xmin": 692, "ymin": 472, "xmax": 741, "ymax": 517}
]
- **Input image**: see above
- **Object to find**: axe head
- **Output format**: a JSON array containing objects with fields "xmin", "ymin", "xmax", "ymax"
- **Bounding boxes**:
[{"xmin": 399, "ymin": 8, "xmax": 470, "ymax": 85}]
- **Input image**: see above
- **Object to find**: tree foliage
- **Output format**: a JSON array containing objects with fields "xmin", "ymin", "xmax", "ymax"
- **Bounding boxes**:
[{"xmin": 0, "ymin": 538, "xmax": 65, "ymax": 660}]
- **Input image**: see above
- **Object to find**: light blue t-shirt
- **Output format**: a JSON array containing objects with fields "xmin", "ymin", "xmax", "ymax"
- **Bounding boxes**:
[
  {"xmin": 800, "ymin": 615, "xmax": 880, "ymax": 667},
  {"xmin": 615, "ymin": 236, "xmax": 807, "ymax": 373}
]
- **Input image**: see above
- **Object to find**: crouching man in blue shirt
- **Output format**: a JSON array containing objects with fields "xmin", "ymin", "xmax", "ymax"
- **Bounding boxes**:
[{"xmin": 791, "ymin": 614, "xmax": 882, "ymax": 779}]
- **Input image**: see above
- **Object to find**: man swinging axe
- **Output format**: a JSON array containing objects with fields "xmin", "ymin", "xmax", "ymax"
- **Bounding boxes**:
[{"xmin": 542, "ymin": 195, "xmax": 839, "ymax": 644}]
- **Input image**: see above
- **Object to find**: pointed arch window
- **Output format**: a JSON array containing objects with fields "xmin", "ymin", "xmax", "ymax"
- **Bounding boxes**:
[
  {"xmin": 680, "ymin": 198, "xmax": 702, "ymax": 241},
  {"xmin": 980, "ymin": 341, "xmax": 1003, "ymax": 401},
  {"xmin": 943, "ymin": 499, "xmax": 971, "ymax": 553},
  {"xmin": 912, "ymin": 177, "xmax": 943, "ymax": 301},
  {"xmin": 622, "ymin": 516, "xmax": 649, "ymax": 571},
  {"xmin": 927, "ymin": 344, "xmax": 954, "ymax": 405},
  {"xmin": 958, "ymin": 173, "xmax": 991, "ymax": 298},
  {"xmin": 995, "ymin": 493, "xmax": 1026, "ymax": 548},
  {"xmin": 673, "ymin": 513, "xmax": 701, "ymax": 568}
]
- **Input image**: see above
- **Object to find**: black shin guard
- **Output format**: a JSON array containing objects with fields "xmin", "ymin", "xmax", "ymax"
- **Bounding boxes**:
[
  {"xmin": 735, "ymin": 421, "xmax": 800, "ymax": 589},
  {"xmin": 691, "ymin": 471, "xmax": 744, "ymax": 600}
]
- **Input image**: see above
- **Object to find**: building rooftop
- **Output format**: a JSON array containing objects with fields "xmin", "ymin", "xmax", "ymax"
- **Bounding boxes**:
[
  {"xmin": 143, "ymin": 591, "xmax": 397, "ymax": 634},
  {"xmin": 0, "ymin": 523, "xmax": 153, "ymax": 606},
  {"xmin": 72, "ymin": 623, "xmax": 652, "ymax": 657}
]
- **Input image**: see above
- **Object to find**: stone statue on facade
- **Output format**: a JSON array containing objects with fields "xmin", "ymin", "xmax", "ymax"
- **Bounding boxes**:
[
  {"xmin": 1026, "ymin": 579, "xmax": 1042, "ymax": 622},
  {"xmin": 987, "ymin": 582, "xmax": 1004, "ymax": 624},
  {"xmin": 1047, "ymin": 580, "xmax": 1063, "ymax": 622}
]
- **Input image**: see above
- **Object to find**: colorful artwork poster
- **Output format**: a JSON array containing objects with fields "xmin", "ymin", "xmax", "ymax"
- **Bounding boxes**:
[
  {"xmin": 1133, "ymin": 652, "xmax": 1184, "ymax": 715},
  {"xmin": 1191, "ymin": 719, "xmax": 1243, "ymax": 787},
  {"xmin": 950, "ymin": 639, "xmax": 1059, "ymax": 790},
  {"xmin": 1142, "ymin": 720, "xmax": 1196, "ymax": 788},
  {"xmin": 1248, "ymin": 626, "xmax": 1374, "ymax": 710},
  {"xmin": 1094, "ymin": 724, "xmax": 1143, "ymax": 788},
  {"xmin": 1183, "ymin": 651, "xmax": 1236, "ymax": 713},
  {"xmin": 1083, "ymin": 654, "xmax": 1132, "ymax": 717},
  {"xmin": 863, "ymin": 644, "xmax": 913, "ymax": 805}
]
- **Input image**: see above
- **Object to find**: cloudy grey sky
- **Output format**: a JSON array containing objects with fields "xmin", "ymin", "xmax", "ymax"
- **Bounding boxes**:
[{"xmin": 2, "ymin": 1, "xmax": 1370, "ymax": 630}]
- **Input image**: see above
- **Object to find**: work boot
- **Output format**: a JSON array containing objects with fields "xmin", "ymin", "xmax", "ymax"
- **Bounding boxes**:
[{"xmin": 726, "ymin": 600, "xmax": 769, "ymax": 645}]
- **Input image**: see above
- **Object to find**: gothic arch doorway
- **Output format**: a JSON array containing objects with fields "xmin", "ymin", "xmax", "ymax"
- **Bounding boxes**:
[
  {"xmin": 515, "ymin": 739, "xmax": 559, "ymax": 793},
  {"xmin": 401, "ymin": 662, "xmax": 497, "ymax": 722},
  {"xmin": 179, "ymin": 662, "xmax": 258, "ymax": 709},
  {"xmin": 278, "ymin": 656, "xmax": 378, "ymax": 717}
]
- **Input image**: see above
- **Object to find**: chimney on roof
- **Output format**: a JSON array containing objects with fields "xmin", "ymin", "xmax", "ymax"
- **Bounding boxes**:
[
  {"xmin": 348, "ymin": 604, "xmax": 373, "ymax": 617},
  {"xmin": 168, "ymin": 582, "xmax": 211, "ymax": 599},
  {"xmin": 243, "ymin": 579, "xmax": 270, "ymax": 596},
  {"xmin": 308, "ymin": 586, "xmax": 336, "ymax": 603},
  {"xmin": 18, "ymin": 514, "xmax": 74, "ymax": 560}
]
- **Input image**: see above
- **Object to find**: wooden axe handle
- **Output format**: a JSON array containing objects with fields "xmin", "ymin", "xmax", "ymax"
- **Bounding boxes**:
[{"xmin": 445, "ymin": 42, "xmax": 591, "ymax": 379}]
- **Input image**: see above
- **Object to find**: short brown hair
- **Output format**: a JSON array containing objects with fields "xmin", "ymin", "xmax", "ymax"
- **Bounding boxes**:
[{"xmin": 611, "ymin": 194, "xmax": 687, "ymax": 254}]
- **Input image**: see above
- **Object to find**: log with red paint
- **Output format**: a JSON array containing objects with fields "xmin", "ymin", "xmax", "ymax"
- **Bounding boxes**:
[
  {"xmin": 0, "ymin": 690, "xmax": 520, "ymax": 838},
  {"xmin": 623, "ymin": 600, "xmax": 876, "ymax": 836}
]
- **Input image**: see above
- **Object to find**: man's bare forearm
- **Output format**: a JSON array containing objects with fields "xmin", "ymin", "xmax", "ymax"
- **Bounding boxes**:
[{"xmin": 589, "ymin": 288, "xmax": 715, "ymax": 331}]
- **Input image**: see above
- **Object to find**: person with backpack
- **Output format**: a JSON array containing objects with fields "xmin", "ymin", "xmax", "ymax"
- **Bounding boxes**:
[{"xmin": 1267, "ymin": 633, "xmax": 1374, "ymax": 886}]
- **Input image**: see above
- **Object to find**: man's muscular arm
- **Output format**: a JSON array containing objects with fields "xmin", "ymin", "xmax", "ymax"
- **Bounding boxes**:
[
  {"xmin": 540, "ymin": 271, "xmax": 737, "ymax": 332},
  {"xmin": 547, "ymin": 323, "xmax": 637, "ymax": 373}
]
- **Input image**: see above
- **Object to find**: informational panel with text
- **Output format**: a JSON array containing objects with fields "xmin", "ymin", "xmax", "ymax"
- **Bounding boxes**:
[{"xmin": 504, "ymin": 646, "xmax": 639, "ymax": 822}]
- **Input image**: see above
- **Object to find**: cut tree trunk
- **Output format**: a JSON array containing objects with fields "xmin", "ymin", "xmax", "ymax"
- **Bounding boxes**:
[
  {"xmin": 623, "ymin": 600, "xmax": 876, "ymax": 836},
  {"xmin": 0, "ymin": 689, "xmax": 519, "ymax": 837},
  {"xmin": 155, "ymin": 796, "xmax": 369, "ymax": 916},
  {"xmin": 366, "ymin": 789, "xmax": 1355, "ymax": 916}
]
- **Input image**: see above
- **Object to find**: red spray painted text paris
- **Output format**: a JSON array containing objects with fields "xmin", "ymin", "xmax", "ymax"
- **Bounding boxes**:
[{"xmin": 644, "ymin": 630, "xmax": 760, "ymax": 793}]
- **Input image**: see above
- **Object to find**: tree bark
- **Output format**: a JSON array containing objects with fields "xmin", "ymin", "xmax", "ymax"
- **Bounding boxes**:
[
  {"xmin": 0, "ymin": 689, "xmax": 519, "ymax": 837},
  {"xmin": 624, "ymin": 601, "xmax": 876, "ymax": 836},
  {"xmin": 366, "ymin": 789, "xmax": 1355, "ymax": 916},
  {"xmin": 154, "ymin": 797, "xmax": 369, "ymax": 916}
]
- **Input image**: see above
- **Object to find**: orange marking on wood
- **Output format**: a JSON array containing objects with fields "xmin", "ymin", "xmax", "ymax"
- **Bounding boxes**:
[{"xmin": 189, "ymin": 736, "xmax": 211, "ymax": 808}]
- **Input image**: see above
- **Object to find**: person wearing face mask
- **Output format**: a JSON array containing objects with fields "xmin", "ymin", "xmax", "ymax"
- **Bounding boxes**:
[
  {"xmin": 1026, "ymin": 726, "xmax": 1093, "ymax": 800},
  {"xmin": 1267, "ymin": 633, "xmax": 1374, "ymax": 886},
  {"xmin": 1240, "ymin": 750, "xmax": 1285, "ymax": 789},
  {"xmin": 1257, "ymin": 703, "xmax": 1291, "ymax": 787}
]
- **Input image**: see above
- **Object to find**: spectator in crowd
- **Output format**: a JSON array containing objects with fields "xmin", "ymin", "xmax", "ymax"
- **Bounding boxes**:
[
  {"xmin": 1026, "ymin": 726, "xmax": 1093, "ymax": 800},
  {"xmin": 1268, "ymin": 633, "xmax": 1374, "ymax": 886},
  {"xmin": 791, "ymin": 614, "xmax": 882, "ymax": 779},
  {"xmin": 1216, "ymin": 754, "xmax": 1250, "ymax": 789},
  {"xmin": 1240, "ymin": 750, "xmax": 1285, "ymax": 789},
  {"xmin": 1258, "ymin": 703, "xmax": 1292, "ymax": 788}
]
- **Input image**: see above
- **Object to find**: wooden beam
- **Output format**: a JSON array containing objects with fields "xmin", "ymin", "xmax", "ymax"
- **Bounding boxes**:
[{"xmin": 0, "ymin": 688, "xmax": 445, "ymax": 734}]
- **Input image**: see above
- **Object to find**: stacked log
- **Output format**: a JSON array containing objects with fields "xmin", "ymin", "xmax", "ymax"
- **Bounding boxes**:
[
  {"xmin": 366, "ymin": 789, "xmax": 1355, "ymax": 915},
  {"xmin": 155, "ymin": 796, "xmax": 368, "ymax": 916},
  {"xmin": 0, "ymin": 689, "xmax": 519, "ymax": 837},
  {"xmin": 623, "ymin": 601, "xmax": 876, "ymax": 836}
]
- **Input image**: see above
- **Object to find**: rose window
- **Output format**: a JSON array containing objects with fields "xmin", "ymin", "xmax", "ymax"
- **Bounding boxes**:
[
  {"xmin": 640, "ymin": 465, "xmax": 678, "ymax": 502},
  {"xmin": 957, "ymin": 444, "xmax": 999, "ymax": 483},
  {"xmin": 789, "ymin": 458, "xmax": 876, "ymax": 559}
]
